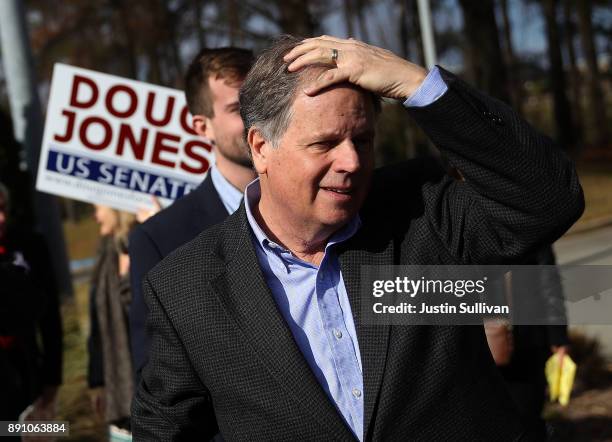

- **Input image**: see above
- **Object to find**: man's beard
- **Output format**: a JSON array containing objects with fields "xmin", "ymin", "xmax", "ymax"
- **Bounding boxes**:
[{"xmin": 216, "ymin": 135, "xmax": 253, "ymax": 168}]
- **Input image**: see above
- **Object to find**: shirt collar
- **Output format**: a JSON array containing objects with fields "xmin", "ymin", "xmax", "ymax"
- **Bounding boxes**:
[
  {"xmin": 244, "ymin": 178, "xmax": 361, "ymax": 259},
  {"xmin": 209, "ymin": 164, "xmax": 243, "ymax": 214}
]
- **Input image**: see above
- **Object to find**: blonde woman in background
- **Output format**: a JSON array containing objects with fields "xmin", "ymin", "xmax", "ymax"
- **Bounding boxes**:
[{"xmin": 88, "ymin": 205, "xmax": 136, "ymax": 440}]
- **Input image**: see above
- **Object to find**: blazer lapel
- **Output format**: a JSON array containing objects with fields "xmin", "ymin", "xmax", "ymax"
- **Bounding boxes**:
[
  {"xmin": 191, "ymin": 172, "xmax": 230, "ymax": 232},
  {"xmin": 337, "ymin": 224, "xmax": 394, "ymax": 441},
  {"xmin": 209, "ymin": 208, "xmax": 356, "ymax": 441}
]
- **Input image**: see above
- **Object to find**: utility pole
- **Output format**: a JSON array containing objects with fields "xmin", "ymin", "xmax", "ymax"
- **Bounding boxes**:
[
  {"xmin": 417, "ymin": 0, "xmax": 437, "ymax": 69},
  {"xmin": 0, "ymin": 0, "xmax": 73, "ymax": 296}
]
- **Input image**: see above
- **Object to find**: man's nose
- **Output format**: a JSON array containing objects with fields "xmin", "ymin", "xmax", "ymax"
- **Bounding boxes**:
[{"xmin": 332, "ymin": 140, "xmax": 361, "ymax": 174}]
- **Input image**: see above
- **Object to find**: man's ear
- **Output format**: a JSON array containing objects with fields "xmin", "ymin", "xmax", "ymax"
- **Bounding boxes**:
[
  {"xmin": 248, "ymin": 127, "xmax": 270, "ymax": 175},
  {"xmin": 192, "ymin": 115, "xmax": 215, "ymax": 141}
]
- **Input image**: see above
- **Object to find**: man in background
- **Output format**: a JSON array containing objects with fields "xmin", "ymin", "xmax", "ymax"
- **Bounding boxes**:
[
  {"xmin": 128, "ymin": 47, "xmax": 256, "ymax": 385},
  {"xmin": 495, "ymin": 246, "xmax": 570, "ymax": 437}
]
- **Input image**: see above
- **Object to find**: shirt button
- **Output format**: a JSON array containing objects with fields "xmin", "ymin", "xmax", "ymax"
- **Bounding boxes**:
[
  {"xmin": 352, "ymin": 388, "xmax": 362, "ymax": 398},
  {"xmin": 334, "ymin": 329, "xmax": 343, "ymax": 339}
]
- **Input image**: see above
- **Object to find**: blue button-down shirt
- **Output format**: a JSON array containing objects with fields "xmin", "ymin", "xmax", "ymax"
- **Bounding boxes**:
[
  {"xmin": 243, "ymin": 67, "xmax": 447, "ymax": 440},
  {"xmin": 404, "ymin": 65, "xmax": 447, "ymax": 107},
  {"xmin": 210, "ymin": 164, "xmax": 243, "ymax": 214},
  {"xmin": 245, "ymin": 181, "xmax": 365, "ymax": 438}
]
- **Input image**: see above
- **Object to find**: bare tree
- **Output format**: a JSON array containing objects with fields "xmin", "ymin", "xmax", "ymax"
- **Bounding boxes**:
[
  {"xmin": 411, "ymin": 0, "xmax": 426, "ymax": 67},
  {"xmin": 541, "ymin": 0, "xmax": 575, "ymax": 149},
  {"xmin": 396, "ymin": 0, "xmax": 425, "ymax": 62},
  {"xmin": 498, "ymin": 0, "xmax": 524, "ymax": 113},
  {"xmin": 192, "ymin": 0, "xmax": 206, "ymax": 49},
  {"xmin": 277, "ymin": 0, "xmax": 318, "ymax": 36},
  {"xmin": 458, "ymin": 0, "xmax": 510, "ymax": 103},
  {"xmin": 576, "ymin": 0, "xmax": 609, "ymax": 148},
  {"xmin": 562, "ymin": 0, "xmax": 584, "ymax": 142},
  {"xmin": 226, "ymin": 0, "xmax": 241, "ymax": 45},
  {"xmin": 398, "ymin": 0, "xmax": 408, "ymax": 59},
  {"xmin": 343, "ymin": 0, "xmax": 355, "ymax": 37},
  {"xmin": 354, "ymin": 0, "xmax": 370, "ymax": 42},
  {"xmin": 26, "ymin": 0, "xmax": 195, "ymax": 86}
]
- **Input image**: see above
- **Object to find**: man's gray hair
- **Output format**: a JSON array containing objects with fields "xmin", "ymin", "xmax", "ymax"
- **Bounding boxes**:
[{"xmin": 239, "ymin": 35, "xmax": 380, "ymax": 149}]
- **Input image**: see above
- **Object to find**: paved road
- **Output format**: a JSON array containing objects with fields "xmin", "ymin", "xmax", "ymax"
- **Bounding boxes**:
[
  {"xmin": 554, "ymin": 224, "xmax": 612, "ymax": 359},
  {"xmin": 554, "ymin": 224, "xmax": 612, "ymax": 266}
]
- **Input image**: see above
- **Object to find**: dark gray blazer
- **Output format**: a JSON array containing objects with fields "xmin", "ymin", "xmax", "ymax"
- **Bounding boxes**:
[{"xmin": 132, "ymin": 68, "xmax": 583, "ymax": 441}]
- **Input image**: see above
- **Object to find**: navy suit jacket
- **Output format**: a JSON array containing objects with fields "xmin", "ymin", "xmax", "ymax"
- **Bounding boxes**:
[{"xmin": 128, "ymin": 173, "xmax": 229, "ymax": 382}]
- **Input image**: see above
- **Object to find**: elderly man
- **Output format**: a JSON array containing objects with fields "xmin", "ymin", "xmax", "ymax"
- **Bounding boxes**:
[{"xmin": 132, "ymin": 36, "xmax": 583, "ymax": 441}]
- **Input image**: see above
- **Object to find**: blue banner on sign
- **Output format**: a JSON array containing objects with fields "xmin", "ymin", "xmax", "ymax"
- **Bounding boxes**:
[{"xmin": 47, "ymin": 150, "xmax": 195, "ymax": 200}]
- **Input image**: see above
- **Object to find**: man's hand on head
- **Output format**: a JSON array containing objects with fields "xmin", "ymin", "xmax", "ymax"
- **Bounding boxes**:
[{"xmin": 284, "ymin": 35, "xmax": 428, "ymax": 100}]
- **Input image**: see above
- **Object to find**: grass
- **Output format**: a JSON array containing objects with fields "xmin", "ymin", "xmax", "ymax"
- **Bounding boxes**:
[
  {"xmin": 56, "ymin": 280, "xmax": 106, "ymax": 441},
  {"xmin": 63, "ymin": 217, "xmax": 99, "ymax": 262}
]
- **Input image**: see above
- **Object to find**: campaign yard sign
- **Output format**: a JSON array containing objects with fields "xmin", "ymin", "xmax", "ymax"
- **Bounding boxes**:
[{"xmin": 36, "ymin": 63, "xmax": 214, "ymax": 213}]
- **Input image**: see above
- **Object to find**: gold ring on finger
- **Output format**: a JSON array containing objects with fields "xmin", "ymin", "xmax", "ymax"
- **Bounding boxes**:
[{"xmin": 331, "ymin": 48, "xmax": 339, "ymax": 62}]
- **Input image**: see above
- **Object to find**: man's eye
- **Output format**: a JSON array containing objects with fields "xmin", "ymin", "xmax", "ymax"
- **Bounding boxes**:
[{"xmin": 312, "ymin": 141, "xmax": 334, "ymax": 150}]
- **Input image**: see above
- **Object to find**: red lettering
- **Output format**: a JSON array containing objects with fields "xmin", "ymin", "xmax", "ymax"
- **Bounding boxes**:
[
  {"xmin": 180, "ymin": 106, "xmax": 197, "ymax": 135},
  {"xmin": 80, "ymin": 117, "xmax": 112, "ymax": 151},
  {"xmin": 106, "ymin": 85, "xmax": 138, "ymax": 118},
  {"xmin": 180, "ymin": 140, "xmax": 212, "ymax": 174},
  {"xmin": 54, "ymin": 110, "xmax": 76, "ymax": 143},
  {"xmin": 116, "ymin": 124, "xmax": 149, "ymax": 160},
  {"xmin": 151, "ymin": 131, "xmax": 180, "ymax": 168},
  {"xmin": 70, "ymin": 75, "xmax": 98, "ymax": 109},
  {"xmin": 145, "ymin": 92, "xmax": 175, "ymax": 126}
]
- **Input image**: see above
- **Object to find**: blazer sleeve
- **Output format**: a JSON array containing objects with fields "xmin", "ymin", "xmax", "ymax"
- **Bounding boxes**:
[
  {"xmin": 131, "ymin": 276, "xmax": 218, "ymax": 441},
  {"xmin": 128, "ymin": 225, "xmax": 163, "ymax": 383},
  {"xmin": 405, "ymin": 67, "xmax": 584, "ymax": 264}
]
